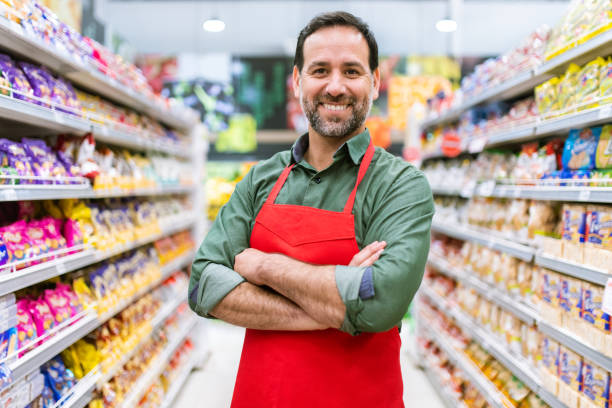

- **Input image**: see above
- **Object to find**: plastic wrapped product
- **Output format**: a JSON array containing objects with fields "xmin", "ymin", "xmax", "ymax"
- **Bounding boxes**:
[
  {"xmin": 562, "ymin": 127, "xmax": 601, "ymax": 171},
  {"xmin": 600, "ymin": 57, "xmax": 612, "ymax": 105},
  {"xmin": 0, "ymin": 139, "xmax": 36, "ymax": 184},
  {"xmin": 0, "ymin": 54, "xmax": 35, "ymax": 103},
  {"xmin": 576, "ymin": 58, "xmax": 604, "ymax": 110},
  {"xmin": 596, "ymin": 125, "xmax": 612, "ymax": 169},
  {"xmin": 580, "ymin": 359, "xmax": 609, "ymax": 408},
  {"xmin": 18, "ymin": 62, "xmax": 52, "ymax": 107}
]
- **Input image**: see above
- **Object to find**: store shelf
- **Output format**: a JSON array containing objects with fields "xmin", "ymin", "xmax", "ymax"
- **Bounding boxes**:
[
  {"xmin": 159, "ymin": 357, "xmax": 198, "ymax": 408},
  {"xmin": 417, "ymin": 314, "xmax": 510, "ymax": 408},
  {"xmin": 8, "ymin": 311, "xmax": 99, "ymax": 384},
  {"xmin": 97, "ymin": 251, "xmax": 194, "ymax": 325},
  {"xmin": 0, "ymin": 214, "xmax": 196, "ymax": 297},
  {"xmin": 421, "ymin": 363, "xmax": 467, "ymax": 408},
  {"xmin": 117, "ymin": 317, "xmax": 197, "ymax": 408},
  {"xmin": 538, "ymin": 320, "xmax": 612, "ymax": 373},
  {"xmin": 431, "ymin": 220, "xmax": 535, "ymax": 262},
  {"xmin": 51, "ymin": 368, "xmax": 101, "ymax": 408},
  {"xmin": 0, "ymin": 93, "xmax": 191, "ymax": 158},
  {"xmin": 485, "ymin": 124, "xmax": 538, "ymax": 147},
  {"xmin": 0, "ymin": 184, "xmax": 195, "ymax": 202},
  {"xmin": 535, "ymin": 253, "xmax": 610, "ymax": 286},
  {"xmin": 0, "ymin": 19, "xmax": 197, "ymax": 132},
  {"xmin": 427, "ymin": 256, "xmax": 538, "ymax": 325},
  {"xmin": 431, "ymin": 187, "xmax": 462, "ymax": 197},
  {"xmin": 421, "ymin": 29, "xmax": 612, "ymax": 131},
  {"xmin": 97, "ymin": 296, "xmax": 188, "ymax": 387}
]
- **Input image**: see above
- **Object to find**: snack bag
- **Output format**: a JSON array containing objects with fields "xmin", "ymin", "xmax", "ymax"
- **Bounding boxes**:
[
  {"xmin": 535, "ymin": 77, "xmax": 559, "ymax": 117},
  {"xmin": 72, "ymin": 277, "xmax": 95, "ymax": 310},
  {"xmin": 18, "ymin": 62, "xmax": 52, "ymax": 107},
  {"xmin": 54, "ymin": 77, "xmax": 81, "ymax": 115},
  {"xmin": 580, "ymin": 359, "xmax": 609, "ymax": 408},
  {"xmin": 600, "ymin": 57, "xmax": 612, "ymax": 105},
  {"xmin": 576, "ymin": 58, "xmax": 604, "ymax": 110},
  {"xmin": 63, "ymin": 218, "xmax": 83, "ymax": 249},
  {"xmin": 581, "ymin": 283, "xmax": 610, "ymax": 334},
  {"xmin": 596, "ymin": 125, "xmax": 612, "ymax": 169},
  {"xmin": 0, "ymin": 327, "xmax": 17, "ymax": 361},
  {"xmin": 558, "ymin": 64, "xmax": 581, "ymax": 112},
  {"xmin": 43, "ymin": 289, "xmax": 71, "ymax": 324},
  {"xmin": 25, "ymin": 220, "xmax": 50, "ymax": 264},
  {"xmin": 56, "ymin": 282, "xmax": 82, "ymax": 316},
  {"xmin": 76, "ymin": 133, "xmax": 100, "ymax": 179},
  {"xmin": 27, "ymin": 298, "xmax": 55, "ymax": 338},
  {"xmin": 563, "ymin": 127, "xmax": 601, "ymax": 170},
  {"xmin": 0, "ymin": 220, "xmax": 32, "ymax": 268},
  {"xmin": 22, "ymin": 137, "xmax": 68, "ymax": 181},
  {"xmin": 0, "ymin": 139, "xmax": 35, "ymax": 184},
  {"xmin": 16, "ymin": 299, "xmax": 36, "ymax": 351},
  {"xmin": 0, "ymin": 237, "xmax": 8, "ymax": 270},
  {"xmin": 0, "ymin": 54, "xmax": 35, "ymax": 103},
  {"xmin": 35, "ymin": 217, "xmax": 66, "ymax": 255},
  {"xmin": 0, "ymin": 56, "xmax": 11, "ymax": 97}
]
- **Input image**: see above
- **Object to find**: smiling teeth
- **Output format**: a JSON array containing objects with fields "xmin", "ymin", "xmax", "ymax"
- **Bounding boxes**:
[{"xmin": 324, "ymin": 104, "xmax": 347, "ymax": 111}]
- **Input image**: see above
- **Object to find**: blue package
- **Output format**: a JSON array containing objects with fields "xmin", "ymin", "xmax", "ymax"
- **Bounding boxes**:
[{"xmin": 562, "ymin": 127, "xmax": 601, "ymax": 170}]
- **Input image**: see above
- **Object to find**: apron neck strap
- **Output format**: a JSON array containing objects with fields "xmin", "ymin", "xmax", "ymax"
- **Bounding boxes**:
[
  {"xmin": 266, "ymin": 163, "xmax": 296, "ymax": 205},
  {"xmin": 343, "ymin": 141, "xmax": 375, "ymax": 214},
  {"xmin": 265, "ymin": 140, "xmax": 375, "ymax": 210}
]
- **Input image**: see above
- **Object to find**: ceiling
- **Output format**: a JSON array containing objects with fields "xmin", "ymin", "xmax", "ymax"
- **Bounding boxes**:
[{"xmin": 98, "ymin": 0, "xmax": 570, "ymax": 57}]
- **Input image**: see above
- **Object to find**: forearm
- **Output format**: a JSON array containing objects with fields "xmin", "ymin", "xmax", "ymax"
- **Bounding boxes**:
[
  {"xmin": 259, "ymin": 254, "xmax": 346, "ymax": 329},
  {"xmin": 210, "ymin": 282, "xmax": 329, "ymax": 331}
]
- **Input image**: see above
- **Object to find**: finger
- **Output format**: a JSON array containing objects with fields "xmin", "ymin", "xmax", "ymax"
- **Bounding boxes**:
[
  {"xmin": 359, "ymin": 248, "xmax": 385, "ymax": 267},
  {"xmin": 349, "ymin": 241, "xmax": 381, "ymax": 266}
]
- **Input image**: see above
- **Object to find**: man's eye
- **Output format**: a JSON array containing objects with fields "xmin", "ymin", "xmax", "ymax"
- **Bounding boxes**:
[
  {"xmin": 313, "ymin": 68, "xmax": 326, "ymax": 74},
  {"xmin": 346, "ymin": 69, "xmax": 359, "ymax": 76}
]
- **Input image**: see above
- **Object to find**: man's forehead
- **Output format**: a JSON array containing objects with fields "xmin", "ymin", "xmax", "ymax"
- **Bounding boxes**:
[{"xmin": 302, "ymin": 25, "xmax": 368, "ymax": 62}]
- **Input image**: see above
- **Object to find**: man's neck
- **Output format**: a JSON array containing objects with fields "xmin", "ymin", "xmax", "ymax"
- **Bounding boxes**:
[{"xmin": 303, "ymin": 127, "xmax": 364, "ymax": 172}]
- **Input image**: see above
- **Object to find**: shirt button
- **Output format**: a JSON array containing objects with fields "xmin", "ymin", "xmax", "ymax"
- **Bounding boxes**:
[{"xmin": 313, "ymin": 176, "xmax": 321, "ymax": 184}]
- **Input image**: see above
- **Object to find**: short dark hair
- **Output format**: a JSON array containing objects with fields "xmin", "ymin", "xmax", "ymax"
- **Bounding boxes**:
[{"xmin": 294, "ymin": 11, "xmax": 379, "ymax": 73}]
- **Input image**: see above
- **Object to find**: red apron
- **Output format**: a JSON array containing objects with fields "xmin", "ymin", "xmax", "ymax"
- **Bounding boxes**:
[{"xmin": 231, "ymin": 141, "xmax": 404, "ymax": 408}]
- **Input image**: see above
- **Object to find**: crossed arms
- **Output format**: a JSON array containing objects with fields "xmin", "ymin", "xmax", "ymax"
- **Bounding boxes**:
[{"xmin": 210, "ymin": 242, "xmax": 386, "ymax": 331}]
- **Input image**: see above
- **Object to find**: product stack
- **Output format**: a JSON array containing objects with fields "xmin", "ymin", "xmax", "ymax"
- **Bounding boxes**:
[
  {"xmin": 416, "ymin": 1, "xmax": 612, "ymax": 408},
  {"xmin": 0, "ymin": 2, "xmax": 205, "ymax": 408}
]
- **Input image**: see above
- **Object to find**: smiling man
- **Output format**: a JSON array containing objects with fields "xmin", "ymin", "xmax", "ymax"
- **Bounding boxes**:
[{"xmin": 188, "ymin": 11, "xmax": 434, "ymax": 408}]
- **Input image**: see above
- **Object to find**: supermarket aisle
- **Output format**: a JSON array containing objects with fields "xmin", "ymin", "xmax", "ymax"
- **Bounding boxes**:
[{"xmin": 174, "ymin": 320, "xmax": 445, "ymax": 407}]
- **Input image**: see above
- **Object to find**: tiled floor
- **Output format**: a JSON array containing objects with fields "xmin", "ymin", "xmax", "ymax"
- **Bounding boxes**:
[{"xmin": 173, "ymin": 320, "xmax": 445, "ymax": 407}]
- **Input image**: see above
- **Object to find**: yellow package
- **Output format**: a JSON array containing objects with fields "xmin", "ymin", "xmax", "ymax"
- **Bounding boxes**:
[
  {"xmin": 596, "ymin": 125, "xmax": 612, "ymax": 169},
  {"xmin": 576, "ymin": 58, "xmax": 605, "ymax": 110},
  {"xmin": 557, "ymin": 63, "xmax": 581, "ymax": 112},
  {"xmin": 600, "ymin": 57, "xmax": 612, "ymax": 104},
  {"xmin": 535, "ymin": 77, "xmax": 560, "ymax": 117}
]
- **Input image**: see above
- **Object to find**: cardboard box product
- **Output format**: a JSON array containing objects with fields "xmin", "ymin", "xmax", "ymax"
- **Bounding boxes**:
[
  {"xmin": 581, "ymin": 358, "xmax": 610, "ymax": 408},
  {"xmin": 581, "ymin": 282, "xmax": 610, "ymax": 352}
]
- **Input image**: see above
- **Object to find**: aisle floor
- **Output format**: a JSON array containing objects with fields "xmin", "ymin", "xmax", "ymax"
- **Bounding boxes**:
[{"xmin": 173, "ymin": 320, "xmax": 445, "ymax": 408}]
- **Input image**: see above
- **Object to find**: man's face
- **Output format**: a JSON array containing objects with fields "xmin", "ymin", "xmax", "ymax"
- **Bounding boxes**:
[{"xmin": 293, "ymin": 25, "xmax": 380, "ymax": 139}]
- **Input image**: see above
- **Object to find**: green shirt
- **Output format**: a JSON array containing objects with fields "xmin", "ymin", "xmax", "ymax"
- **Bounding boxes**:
[{"xmin": 188, "ymin": 129, "xmax": 434, "ymax": 335}]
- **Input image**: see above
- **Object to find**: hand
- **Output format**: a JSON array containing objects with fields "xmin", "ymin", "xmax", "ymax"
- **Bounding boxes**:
[
  {"xmin": 234, "ymin": 248, "xmax": 269, "ymax": 285},
  {"xmin": 349, "ymin": 241, "xmax": 386, "ymax": 267}
]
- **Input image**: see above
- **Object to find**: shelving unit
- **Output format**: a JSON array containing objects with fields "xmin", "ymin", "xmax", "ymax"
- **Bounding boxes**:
[
  {"xmin": 159, "ymin": 357, "xmax": 199, "ymax": 408},
  {"xmin": 420, "ymin": 363, "xmax": 467, "ymax": 408},
  {"xmin": 0, "ymin": 11, "xmax": 205, "ymax": 406},
  {"xmin": 117, "ymin": 317, "xmax": 197, "ymax": 408}
]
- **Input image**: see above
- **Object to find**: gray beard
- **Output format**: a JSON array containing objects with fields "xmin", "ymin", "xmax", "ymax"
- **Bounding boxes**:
[{"xmin": 300, "ymin": 90, "xmax": 373, "ymax": 139}]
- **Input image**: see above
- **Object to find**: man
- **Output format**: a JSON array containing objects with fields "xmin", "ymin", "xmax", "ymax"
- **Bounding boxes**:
[{"xmin": 189, "ymin": 11, "xmax": 434, "ymax": 408}]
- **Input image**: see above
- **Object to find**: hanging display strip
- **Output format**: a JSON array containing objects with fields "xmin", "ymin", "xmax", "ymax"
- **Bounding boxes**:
[
  {"xmin": 430, "ymin": 221, "xmax": 535, "ymax": 262},
  {"xmin": 427, "ymin": 256, "xmax": 538, "ymax": 325},
  {"xmin": 421, "ymin": 28, "xmax": 612, "ymax": 130},
  {"xmin": 0, "ymin": 19, "xmax": 197, "ymax": 131},
  {"xmin": 0, "ymin": 94, "xmax": 191, "ymax": 158},
  {"xmin": 117, "ymin": 317, "xmax": 197, "ymax": 408},
  {"xmin": 0, "ymin": 213, "xmax": 196, "ymax": 297},
  {"xmin": 420, "ymin": 286, "xmax": 543, "ymax": 393},
  {"xmin": 97, "ymin": 297, "xmax": 189, "ymax": 387},
  {"xmin": 0, "ymin": 184, "xmax": 195, "ymax": 202},
  {"xmin": 417, "ymin": 315, "xmax": 513, "ymax": 408}
]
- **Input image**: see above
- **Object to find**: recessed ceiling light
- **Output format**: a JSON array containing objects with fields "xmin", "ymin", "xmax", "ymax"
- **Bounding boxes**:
[
  {"xmin": 203, "ymin": 18, "xmax": 225, "ymax": 33},
  {"xmin": 436, "ymin": 19, "xmax": 457, "ymax": 33}
]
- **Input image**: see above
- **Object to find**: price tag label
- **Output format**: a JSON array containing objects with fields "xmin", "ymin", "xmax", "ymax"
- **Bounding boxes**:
[
  {"xmin": 602, "ymin": 278, "xmax": 612, "ymax": 316},
  {"xmin": 599, "ymin": 105, "xmax": 612, "ymax": 120},
  {"xmin": 56, "ymin": 262, "xmax": 66, "ymax": 275},
  {"xmin": 578, "ymin": 190, "xmax": 591, "ymax": 201},
  {"xmin": 0, "ymin": 189, "xmax": 17, "ymax": 201}
]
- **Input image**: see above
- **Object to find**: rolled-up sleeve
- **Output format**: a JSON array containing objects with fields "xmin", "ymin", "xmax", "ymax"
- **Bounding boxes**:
[
  {"xmin": 337, "ymin": 171, "xmax": 434, "ymax": 335},
  {"xmin": 188, "ymin": 171, "xmax": 255, "ymax": 317}
]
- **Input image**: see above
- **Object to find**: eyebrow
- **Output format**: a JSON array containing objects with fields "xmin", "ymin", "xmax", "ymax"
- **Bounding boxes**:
[{"xmin": 307, "ymin": 61, "xmax": 366, "ymax": 70}]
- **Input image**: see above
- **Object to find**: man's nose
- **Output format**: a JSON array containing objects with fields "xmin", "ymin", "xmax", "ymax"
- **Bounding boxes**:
[{"xmin": 325, "ymin": 71, "xmax": 347, "ymax": 97}]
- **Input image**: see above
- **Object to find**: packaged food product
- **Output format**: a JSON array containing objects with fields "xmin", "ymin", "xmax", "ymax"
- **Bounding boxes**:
[
  {"xmin": 72, "ymin": 277, "xmax": 95, "ymax": 310},
  {"xmin": 558, "ymin": 64, "xmax": 581, "ymax": 111},
  {"xmin": 0, "ymin": 220, "xmax": 32, "ymax": 267},
  {"xmin": 580, "ymin": 359, "xmax": 609, "ymax": 408},
  {"xmin": 43, "ymin": 289, "xmax": 71, "ymax": 324},
  {"xmin": 581, "ymin": 282, "xmax": 610, "ymax": 352},
  {"xmin": 18, "ymin": 62, "xmax": 51, "ymax": 107},
  {"xmin": 0, "ymin": 139, "xmax": 35, "ymax": 184},
  {"xmin": 600, "ymin": 57, "xmax": 612, "ymax": 105},
  {"xmin": 562, "ymin": 204, "xmax": 587, "ymax": 263},
  {"xmin": 0, "ymin": 327, "xmax": 17, "ymax": 361},
  {"xmin": 27, "ymin": 298, "xmax": 55, "ymax": 339},
  {"xmin": 562, "ymin": 127, "xmax": 601, "ymax": 170},
  {"xmin": 535, "ymin": 77, "xmax": 559, "ymax": 116},
  {"xmin": 596, "ymin": 125, "xmax": 612, "ymax": 169},
  {"xmin": 16, "ymin": 299, "xmax": 36, "ymax": 351},
  {"xmin": 56, "ymin": 282, "xmax": 82, "ymax": 317},
  {"xmin": 558, "ymin": 345, "xmax": 582, "ymax": 406},
  {"xmin": 0, "ymin": 54, "xmax": 35, "ymax": 103},
  {"xmin": 25, "ymin": 220, "xmax": 50, "ymax": 264},
  {"xmin": 585, "ymin": 206, "xmax": 612, "ymax": 270},
  {"xmin": 559, "ymin": 276, "xmax": 583, "ymax": 333},
  {"xmin": 576, "ymin": 58, "xmax": 604, "ymax": 110},
  {"xmin": 539, "ymin": 268, "xmax": 562, "ymax": 326}
]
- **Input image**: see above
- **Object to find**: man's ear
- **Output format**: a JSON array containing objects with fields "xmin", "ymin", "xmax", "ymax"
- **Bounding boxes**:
[
  {"xmin": 372, "ymin": 67, "xmax": 381, "ymax": 101},
  {"xmin": 292, "ymin": 65, "xmax": 301, "ymax": 99}
]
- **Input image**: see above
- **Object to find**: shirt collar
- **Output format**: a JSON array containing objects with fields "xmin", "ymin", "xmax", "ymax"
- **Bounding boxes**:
[{"xmin": 290, "ymin": 129, "xmax": 371, "ymax": 166}]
